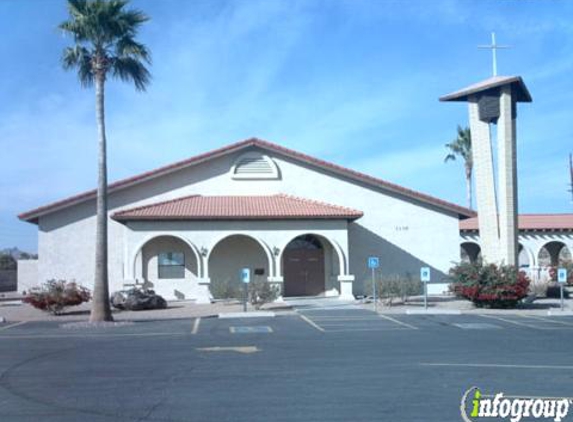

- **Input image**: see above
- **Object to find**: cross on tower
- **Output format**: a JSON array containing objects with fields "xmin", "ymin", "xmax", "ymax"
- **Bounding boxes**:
[{"xmin": 478, "ymin": 32, "xmax": 511, "ymax": 76}]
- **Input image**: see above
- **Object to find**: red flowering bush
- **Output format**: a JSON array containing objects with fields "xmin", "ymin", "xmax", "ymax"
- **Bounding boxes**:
[
  {"xmin": 23, "ymin": 280, "xmax": 91, "ymax": 315},
  {"xmin": 449, "ymin": 262, "xmax": 530, "ymax": 308}
]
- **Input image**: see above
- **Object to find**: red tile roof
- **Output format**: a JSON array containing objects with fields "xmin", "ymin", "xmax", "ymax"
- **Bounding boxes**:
[
  {"xmin": 19, "ymin": 138, "xmax": 475, "ymax": 223},
  {"xmin": 460, "ymin": 214, "xmax": 573, "ymax": 232},
  {"xmin": 112, "ymin": 194, "xmax": 364, "ymax": 221}
]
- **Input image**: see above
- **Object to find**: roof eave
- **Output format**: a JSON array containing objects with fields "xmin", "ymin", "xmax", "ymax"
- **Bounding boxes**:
[{"xmin": 439, "ymin": 76, "xmax": 532, "ymax": 103}]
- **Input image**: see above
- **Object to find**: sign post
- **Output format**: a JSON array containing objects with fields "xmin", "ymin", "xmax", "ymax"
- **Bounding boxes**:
[
  {"xmin": 368, "ymin": 257, "xmax": 380, "ymax": 312},
  {"xmin": 558, "ymin": 268, "xmax": 567, "ymax": 311},
  {"xmin": 241, "ymin": 268, "xmax": 250, "ymax": 312},
  {"xmin": 420, "ymin": 267, "xmax": 431, "ymax": 310}
]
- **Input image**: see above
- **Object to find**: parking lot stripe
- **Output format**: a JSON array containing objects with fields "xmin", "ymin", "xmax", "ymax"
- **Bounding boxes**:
[
  {"xmin": 420, "ymin": 363, "xmax": 573, "ymax": 370},
  {"xmin": 377, "ymin": 314, "xmax": 418, "ymax": 330},
  {"xmin": 478, "ymin": 314, "xmax": 540, "ymax": 329},
  {"xmin": 191, "ymin": 317, "xmax": 201, "ymax": 334},
  {"xmin": 327, "ymin": 328, "xmax": 409, "ymax": 332},
  {"xmin": 0, "ymin": 321, "xmax": 27, "ymax": 332},
  {"xmin": 520, "ymin": 315, "xmax": 573, "ymax": 327},
  {"xmin": 299, "ymin": 314, "xmax": 325, "ymax": 332}
]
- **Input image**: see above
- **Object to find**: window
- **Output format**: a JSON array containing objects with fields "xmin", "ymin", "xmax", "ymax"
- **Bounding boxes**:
[{"xmin": 158, "ymin": 252, "xmax": 185, "ymax": 279}]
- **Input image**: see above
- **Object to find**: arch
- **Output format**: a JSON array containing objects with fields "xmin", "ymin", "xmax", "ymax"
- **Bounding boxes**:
[
  {"xmin": 460, "ymin": 242, "xmax": 481, "ymax": 264},
  {"xmin": 207, "ymin": 234, "xmax": 273, "ymax": 299},
  {"xmin": 537, "ymin": 241, "xmax": 571, "ymax": 267},
  {"xmin": 130, "ymin": 234, "xmax": 202, "ymax": 280},
  {"xmin": 279, "ymin": 233, "xmax": 345, "ymax": 297},
  {"xmin": 205, "ymin": 233, "xmax": 274, "ymax": 279},
  {"xmin": 278, "ymin": 232, "xmax": 347, "ymax": 276},
  {"xmin": 518, "ymin": 243, "xmax": 534, "ymax": 268}
]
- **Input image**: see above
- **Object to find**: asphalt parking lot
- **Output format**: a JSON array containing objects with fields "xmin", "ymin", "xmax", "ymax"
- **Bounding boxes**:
[{"xmin": 1, "ymin": 304, "xmax": 573, "ymax": 422}]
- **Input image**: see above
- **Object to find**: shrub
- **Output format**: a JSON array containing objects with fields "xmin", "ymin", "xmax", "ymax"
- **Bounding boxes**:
[
  {"xmin": 23, "ymin": 279, "xmax": 91, "ymax": 315},
  {"xmin": 365, "ymin": 274, "xmax": 422, "ymax": 306},
  {"xmin": 210, "ymin": 278, "xmax": 242, "ymax": 300},
  {"xmin": 449, "ymin": 262, "xmax": 530, "ymax": 308},
  {"xmin": 248, "ymin": 278, "xmax": 279, "ymax": 309}
]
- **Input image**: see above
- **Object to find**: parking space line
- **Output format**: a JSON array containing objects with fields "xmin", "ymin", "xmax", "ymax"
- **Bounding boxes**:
[
  {"xmin": 420, "ymin": 363, "xmax": 573, "ymax": 370},
  {"xmin": 0, "ymin": 321, "xmax": 27, "ymax": 332},
  {"xmin": 191, "ymin": 317, "xmax": 201, "ymax": 334},
  {"xmin": 520, "ymin": 315, "xmax": 573, "ymax": 327},
  {"xmin": 311, "ymin": 317, "xmax": 383, "ymax": 321},
  {"xmin": 326, "ymin": 328, "xmax": 409, "ymax": 332},
  {"xmin": 299, "ymin": 314, "xmax": 325, "ymax": 332},
  {"xmin": 377, "ymin": 314, "xmax": 418, "ymax": 330},
  {"xmin": 478, "ymin": 314, "xmax": 541, "ymax": 329}
]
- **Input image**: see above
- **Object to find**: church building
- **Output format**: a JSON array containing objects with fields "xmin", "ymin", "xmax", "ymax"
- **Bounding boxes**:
[{"xmin": 18, "ymin": 138, "xmax": 474, "ymax": 303}]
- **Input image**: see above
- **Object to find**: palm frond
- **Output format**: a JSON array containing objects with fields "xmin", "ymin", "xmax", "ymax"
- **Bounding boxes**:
[
  {"xmin": 111, "ymin": 56, "xmax": 151, "ymax": 91},
  {"xmin": 62, "ymin": 46, "xmax": 94, "ymax": 87},
  {"xmin": 59, "ymin": 0, "xmax": 151, "ymax": 92}
]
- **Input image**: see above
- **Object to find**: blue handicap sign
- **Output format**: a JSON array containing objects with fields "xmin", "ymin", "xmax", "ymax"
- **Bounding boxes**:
[
  {"xmin": 241, "ymin": 268, "xmax": 251, "ymax": 283},
  {"xmin": 420, "ymin": 267, "xmax": 431, "ymax": 282},
  {"xmin": 558, "ymin": 268, "xmax": 568, "ymax": 284},
  {"xmin": 368, "ymin": 257, "xmax": 380, "ymax": 269}
]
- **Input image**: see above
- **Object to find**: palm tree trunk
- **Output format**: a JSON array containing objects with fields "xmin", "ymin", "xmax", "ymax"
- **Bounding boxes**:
[
  {"xmin": 90, "ymin": 72, "xmax": 113, "ymax": 322},
  {"xmin": 465, "ymin": 165, "xmax": 473, "ymax": 210}
]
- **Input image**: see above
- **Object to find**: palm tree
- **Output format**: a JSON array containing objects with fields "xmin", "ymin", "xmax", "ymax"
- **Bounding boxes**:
[
  {"xmin": 59, "ymin": 0, "xmax": 151, "ymax": 322},
  {"xmin": 444, "ymin": 125, "xmax": 473, "ymax": 209}
]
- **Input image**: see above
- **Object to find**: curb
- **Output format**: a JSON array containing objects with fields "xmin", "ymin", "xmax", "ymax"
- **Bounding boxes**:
[
  {"xmin": 405, "ymin": 309, "xmax": 462, "ymax": 315},
  {"xmin": 546, "ymin": 310, "xmax": 573, "ymax": 316},
  {"xmin": 218, "ymin": 311, "xmax": 276, "ymax": 319}
]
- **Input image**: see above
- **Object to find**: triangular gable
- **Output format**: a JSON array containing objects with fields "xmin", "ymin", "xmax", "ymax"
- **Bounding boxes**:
[{"xmin": 19, "ymin": 137, "xmax": 475, "ymax": 223}]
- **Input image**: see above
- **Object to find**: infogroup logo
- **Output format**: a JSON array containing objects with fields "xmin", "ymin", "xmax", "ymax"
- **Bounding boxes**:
[{"xmin": 460, "ymin": 387, "xmax": 572, "ymax": 422}]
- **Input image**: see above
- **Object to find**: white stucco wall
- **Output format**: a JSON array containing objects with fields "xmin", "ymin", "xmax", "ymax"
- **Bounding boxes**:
[
  {"xmin": 35, "ymin": 144, "xmax": 463, "ymax": 300},
  {"xmin": 16, "ymin": 259, "xmax": 38, "ymax": 292}
]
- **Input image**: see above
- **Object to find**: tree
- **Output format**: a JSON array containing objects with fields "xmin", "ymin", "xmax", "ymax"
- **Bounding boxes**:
[
  {"xmin": 445, "ymin": 125, "xmax": 473, "ymax": 209},
  {"xmin": 59, "ymin": 0, "xmax": 151, "ymax": 322},
  {"xmin": 0, "ymin": 254, "xmax": 17, "ymax": 271}
]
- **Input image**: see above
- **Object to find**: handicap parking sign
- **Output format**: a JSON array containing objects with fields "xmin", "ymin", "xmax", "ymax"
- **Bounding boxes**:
[
  {"xmin": 368, "ymin": 257, "xmax": 380, "ymax": 269},
  {"xmin": 241, "ymin": 268, "xmax": 251, "ymax": 283},
  {"xmin": 558, "ymin": 268, "xmax": 568, "ymax": 284},
  {"xmin": 420, "ymin": 267, "xmax": 431, "ymax": 282}
]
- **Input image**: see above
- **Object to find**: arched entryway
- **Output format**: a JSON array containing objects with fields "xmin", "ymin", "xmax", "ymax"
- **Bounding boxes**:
[
  {"xmin": 460, "ymin": 242, "xmax": 481, "ymax": 264},
  {"xmin": 133, "ymin": 235, "xmax": 200, "ymax": 300},
  {"xmin": 281, "ymin": 234, "xmax": 340, "ymax": 297},
  {"xmin": 207, "ymin": 234, "xmax": 271, "ymax": 299},
  {"xmin": 538, "ymin": 241, "xmax": 571, "ymax": 267}
]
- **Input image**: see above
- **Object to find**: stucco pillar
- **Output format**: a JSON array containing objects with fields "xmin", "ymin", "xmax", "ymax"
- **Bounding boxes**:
[
  {"xmin": 268, "ymin": 276, "xmax": 284, "ymax": 302},
  {"xmin": 468, "ymin": 98, "xmax": 500, "ymax": 263},
  {"xmin": 497, "ymin": 85, "xmax": 519, "ymax": 266},
  {"xmin": 337, "ymin": 275, "xmax": 355, "ymax": 300}
]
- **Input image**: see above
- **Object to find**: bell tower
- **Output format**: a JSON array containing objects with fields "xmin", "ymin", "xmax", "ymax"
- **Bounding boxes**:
[{"xmin": 440, "ymin": 76, "xmax": 532, "ymax": 265}]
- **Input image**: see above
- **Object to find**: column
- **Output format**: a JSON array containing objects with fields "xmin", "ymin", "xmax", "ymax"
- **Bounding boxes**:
[
  {"xmin": 497, "ymin": 85, "xmax": 519, "ymax": 266},
  {"xmin": 468, "ymin": 98, "xmax": 500, "ymax": 263}
]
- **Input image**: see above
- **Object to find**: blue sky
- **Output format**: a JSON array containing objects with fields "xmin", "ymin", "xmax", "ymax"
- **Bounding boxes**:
[{"xmin": 1, "ymin": 0, "xmax": 572, "ymax": 252}]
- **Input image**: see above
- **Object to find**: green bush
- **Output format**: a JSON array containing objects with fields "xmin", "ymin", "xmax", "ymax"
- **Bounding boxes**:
[
  {"xmin": 365, "ymin": 273, "xmax": 422, "ymax": 306},
  {"xmin": 449, "ymin": 262, "xmax": 530, "ymax": 308},
  {"xmin": 210, "ymin": 278, "xmax": 242, "ymax": 300},
  {"xmin": 23, "ymin": 279, "xmax": 91, "ymax": 315},
  {"xmin": 248, "ymin": 278, "xmax": 279, "ymax": 309}
]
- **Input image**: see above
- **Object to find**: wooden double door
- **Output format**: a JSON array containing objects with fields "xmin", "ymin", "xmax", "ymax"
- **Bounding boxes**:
[{"xmin": 283, "ymin": 248, "xmax": 325, "ymax": 297}]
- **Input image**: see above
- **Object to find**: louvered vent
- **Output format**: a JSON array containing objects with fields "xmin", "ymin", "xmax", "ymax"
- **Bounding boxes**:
[
  {"xmin": 235, "ymin": 156, "xmax": 272, "ymax": 174},
  {"xmin": 232, "ymin": 153, "xmax": 279, "ymax": 179}
]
